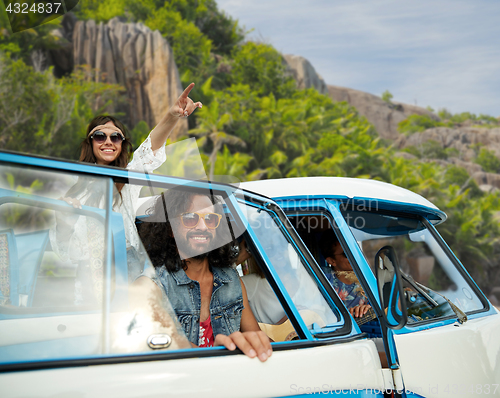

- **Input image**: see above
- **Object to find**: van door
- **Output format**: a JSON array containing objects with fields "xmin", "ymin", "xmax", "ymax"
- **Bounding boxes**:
[{"xmin": 0, "ymin": 153, "xmax": 389, "ymax": 397}]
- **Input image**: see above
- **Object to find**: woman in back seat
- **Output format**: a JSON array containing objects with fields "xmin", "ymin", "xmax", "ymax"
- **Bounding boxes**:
[{"xmin": 50, "ymin": 84, "xmax": 202, "ymax": 305}]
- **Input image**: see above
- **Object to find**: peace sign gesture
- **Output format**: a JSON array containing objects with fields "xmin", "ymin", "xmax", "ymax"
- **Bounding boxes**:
[{"xmin": 169, "ymin": 82, "xmax": 203, "ymax": 119}]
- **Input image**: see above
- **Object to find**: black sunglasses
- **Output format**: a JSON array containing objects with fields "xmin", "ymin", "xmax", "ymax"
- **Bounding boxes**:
[{"xmin": 90, "ymin": 131, "xmax": 125, "ymax": 144}]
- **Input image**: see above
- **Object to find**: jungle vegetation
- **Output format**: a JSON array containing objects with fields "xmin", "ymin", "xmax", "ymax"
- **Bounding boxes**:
[{"xmin": 1, "ymin": 0, "xmax": 499, "ymax": 295}]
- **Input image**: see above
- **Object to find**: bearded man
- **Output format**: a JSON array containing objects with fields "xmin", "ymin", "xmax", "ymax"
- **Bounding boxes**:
[{"xmin": 137, "ymin": 188, "xmax": 272, "ymax": 361}]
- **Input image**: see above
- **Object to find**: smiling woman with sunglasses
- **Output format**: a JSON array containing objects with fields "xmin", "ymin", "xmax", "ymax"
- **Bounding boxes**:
[
  {"xmin": 80, "ymin": 82, "xmax": 201, "ymax": 168},
  {"xmin": 50, "ymin": 83, "xmax": 202, "ymax": 304}
]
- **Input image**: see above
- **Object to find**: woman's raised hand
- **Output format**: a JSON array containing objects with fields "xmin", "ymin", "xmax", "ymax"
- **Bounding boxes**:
[
  {"xmin": 150, "ymin": 83, "xmax": 202, "ymax": 151},
  {"xmin": 169, "ymin": 83, "xmax": 202, "ymax": 119}
]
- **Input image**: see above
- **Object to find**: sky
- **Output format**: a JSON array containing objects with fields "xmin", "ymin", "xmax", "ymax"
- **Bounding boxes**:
[{"xmin": 216, "ymin": 0, "xmax": 500, "ymax": 117}]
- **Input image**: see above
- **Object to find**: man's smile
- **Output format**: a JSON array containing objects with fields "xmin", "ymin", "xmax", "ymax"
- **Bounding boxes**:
[{"xmin": 187, "ymin": 232, "xmax": 212, "ymax": 243}]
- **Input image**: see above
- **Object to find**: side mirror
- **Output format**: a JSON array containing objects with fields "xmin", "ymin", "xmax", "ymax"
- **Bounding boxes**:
[{"xmin": 375, "ymin": 246, "xmax": 407, "ymax": 330}]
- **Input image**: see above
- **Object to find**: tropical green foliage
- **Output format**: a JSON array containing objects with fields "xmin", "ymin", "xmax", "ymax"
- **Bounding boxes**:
[
  {"xmin": 398, "ymin": 109, "xmax": 499, "ymax": 135},
  {"xmin": 0, "ymin": 55, "xmax": 124, "ymax": 159},
  {"xmin": 143, "ymin": 4, "xmax": 214, "ymax": 80},
  {"xmin": 403, "ymin": 140, "xmax": 459, "ymax": 160},
  {"xmin": 230, "ymin": 42, "xmax": 296, "ymax": 99},
  {"xmin": 438, "ymin": 109, "xmax": 499, "ymax": 127},
  {"xmin": 1, "ymin": 1, "xmax": 500, "ymax": 293},
  {"xmin": 213, "ymin": 145, "xmax": 252, "ymax": 181},
  {"xmin": 398, "ymin": 114, "xmax": 445, "ymax": 135},
  {"xmin": 443, "ymin": 166, "xmax": 482, "ymax": 198},
  {"xmin": 73, "ymin": 0, "xmax": 125, "ymax": 22},
  {"xmin": 196, "ymin": 83, "xmax": 378, "ymax": 180},
  {"xmin": 74, "ymin": 0, "xmax": 243, "ymax": 88},
  {"xmin": 190, "ymin": 98, "xmax": 246, "ymax": 180},
  {"xmin": 475, "ymin": 148, "xmax": 500, "ymax": 173},
  {"xmin": 381, "ymin": 90, "xmax": 393, "ymax": 104},
  {"xmin": 435, "ymin": 188, "xmax": 500, "ymax": 288},
  {"xmin": 0, "ymin": 17, "xmax": 65, "ymax": 65},
  {"xmin": 151, "ymin": 0, "xmax": 244, "ymax": 55}
]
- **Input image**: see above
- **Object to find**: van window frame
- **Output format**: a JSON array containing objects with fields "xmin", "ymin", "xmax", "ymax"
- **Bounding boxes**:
[
  {"xmin": 237, "ymin": 191, "xmax": 355, "ymax": 339},
  {"xmin": 0, "ymin": 151, "xmax": 365, "ymax": 373},
  {"xmin": 278, "ymin": 196, "xmax": 493, "ymax": 332},
  {"xmin": 281, "ymin": 205, "xmax": 385, "ymax": 325},
  {"xmin": 329, "ymin": 199, "xmax": 491, "ymax": 328}
]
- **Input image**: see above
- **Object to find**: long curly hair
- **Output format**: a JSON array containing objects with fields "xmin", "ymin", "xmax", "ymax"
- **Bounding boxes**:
[{"xmin": 138, "ymin": 189, "xmax": 238, "ymax": 272}]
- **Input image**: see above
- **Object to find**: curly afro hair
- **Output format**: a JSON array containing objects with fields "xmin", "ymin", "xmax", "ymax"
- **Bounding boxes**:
[{"xmin": 138, "ymin": 188, "xmax": 237, "ymax": 272}]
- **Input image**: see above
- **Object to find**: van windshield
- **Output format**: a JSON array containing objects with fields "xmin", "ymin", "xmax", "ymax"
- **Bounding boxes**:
[{"xmin": 340, "ymin": 207, "xmax": 485, "ymax": 322}]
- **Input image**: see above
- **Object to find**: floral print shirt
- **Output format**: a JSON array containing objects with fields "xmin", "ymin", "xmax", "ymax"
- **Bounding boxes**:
[{"xmin": 326, "ymin": 272, "xmax": 368, "ymax": 309}]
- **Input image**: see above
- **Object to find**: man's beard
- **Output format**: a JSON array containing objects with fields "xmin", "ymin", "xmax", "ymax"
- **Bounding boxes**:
[
  {"xmin": 191, "ymin": 252, "xmax": 209, "ymax": 261},
  {"xmin": 175, "ymin": 230, "xmax": 216, "ymax": 260}
]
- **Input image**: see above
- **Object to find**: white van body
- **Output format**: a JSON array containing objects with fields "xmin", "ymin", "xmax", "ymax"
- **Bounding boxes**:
[
  {"xmin": 0, "ymin": 149, "xmax": 498, "ymax": 398},
  {"xmin": 242, "ymin": 177, "xmax": 500, "ymax": 397}
]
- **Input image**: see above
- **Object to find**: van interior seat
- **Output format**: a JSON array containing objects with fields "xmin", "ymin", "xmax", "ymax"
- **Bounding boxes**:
[{"xmin": 0, "ymin": 229, "xmax": 49, "ymax": 307}]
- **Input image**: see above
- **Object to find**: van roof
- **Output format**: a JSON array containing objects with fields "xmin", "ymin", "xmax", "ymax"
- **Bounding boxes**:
[{"xmin": 240, "ymin": 177, "xmax": 446, "ymax": 222}]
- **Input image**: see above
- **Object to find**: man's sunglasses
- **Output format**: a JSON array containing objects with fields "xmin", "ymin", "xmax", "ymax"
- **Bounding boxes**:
[
  {"xmin": 90, "ymin": 131, "xmax": 125, "ymax": 144},
  {"xmin": 180, "ymin": 212, "xmax": 223, "ymax": 229}
]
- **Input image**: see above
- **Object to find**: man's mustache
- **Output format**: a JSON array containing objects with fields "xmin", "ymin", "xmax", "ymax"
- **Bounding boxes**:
[{"xmin": 186, "ymin": 231, "xmax": 213, "ymax": 240}]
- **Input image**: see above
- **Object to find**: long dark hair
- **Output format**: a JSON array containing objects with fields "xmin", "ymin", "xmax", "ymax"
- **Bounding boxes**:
[
  {"xmin": 138, "ymin": 189, "xmax": 237, "ymax": 272},
  {"xmin": 319, "ymin": 229, "xmax": 339, "ymax": 259}
]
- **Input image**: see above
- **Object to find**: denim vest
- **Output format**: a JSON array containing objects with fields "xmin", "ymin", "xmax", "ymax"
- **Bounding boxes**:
[{"xmin": 154, "ymin": 265, "xmax": 243, "ymax": 346}]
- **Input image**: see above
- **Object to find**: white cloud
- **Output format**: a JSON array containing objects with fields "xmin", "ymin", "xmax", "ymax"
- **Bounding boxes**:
[{"xmin": 217, "ymin": 0, "xmax": 500, "ymax": 116}]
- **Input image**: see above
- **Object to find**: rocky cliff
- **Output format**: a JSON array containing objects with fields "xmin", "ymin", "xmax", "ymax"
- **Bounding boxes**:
[
  {"xmin": 51, "ymin": 14, "xmax": 187, "ymax": 137},
  {"xmin": 397, "ymin": 126, "xmax": 500, "ymax": 191},
  {"xmin": 282, "ymin": 54, "xmax": 437, "ymax": 140},
  {"xmin": 327, "ymin": 85, "xmax": 438, "ymax": 140},
  {"xmin": 283, "ymin": 54, "xmax": 328, "ymax": 95},
  {"xmin": 396, "ymin": 127, "xmax": 500, "ymax": 162},
  {"xmin": 283, "ymin": 53, "xmax": 500, "ymax": 193}
]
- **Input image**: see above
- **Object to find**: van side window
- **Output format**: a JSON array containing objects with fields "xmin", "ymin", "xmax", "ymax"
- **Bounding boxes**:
[{"xmin": 238, "ymin": 203, "xmax": 341, "ymax": 340}]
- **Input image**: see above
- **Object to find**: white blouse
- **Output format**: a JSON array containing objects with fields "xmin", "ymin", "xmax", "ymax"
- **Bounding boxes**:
[
  {"xmin": 49, "ymin": 134, "xmax": 166, "ymax": 262},
  {"xmin": 242, "ymin": 274, "xmax": 285, "ymax": 324}
]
